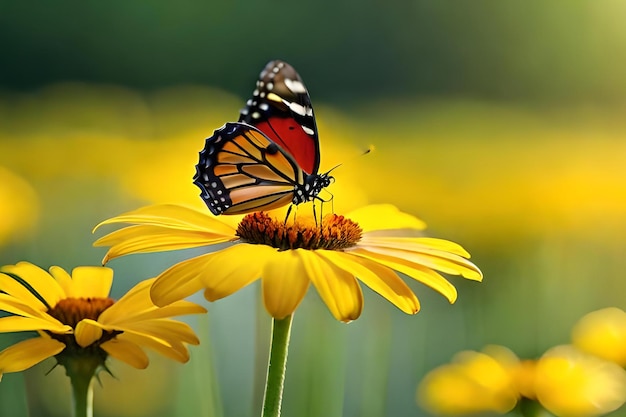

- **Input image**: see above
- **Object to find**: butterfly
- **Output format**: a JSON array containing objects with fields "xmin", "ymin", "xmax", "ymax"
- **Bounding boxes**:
[{"xmin": 193, "ymin": 60, "xmax": 333, "ymax": 216}]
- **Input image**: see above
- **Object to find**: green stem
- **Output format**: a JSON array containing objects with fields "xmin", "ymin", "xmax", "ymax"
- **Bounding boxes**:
[
  {"xmin": 517, "ymin": 397, "xmax": 544, "ymax": 417},
  {"xmin": 65, "ymin": 357, "xmax": 97, "ymax": 417},
  {"xmin": 261, "ymin": 314, "xmax": 294, "ymax": 417}
]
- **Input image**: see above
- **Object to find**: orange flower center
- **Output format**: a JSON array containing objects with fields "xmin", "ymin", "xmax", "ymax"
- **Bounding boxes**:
[
  {"xmin": 236, "ymin": 212, "xmax": 362, "ymax": 250},
  {"xmin": 48, "ymin": 297, "xmax": 115, "ymax": 328}
]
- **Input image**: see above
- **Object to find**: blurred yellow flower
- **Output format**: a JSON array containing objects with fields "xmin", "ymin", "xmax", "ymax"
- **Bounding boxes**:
[
  {"xmin": 0, "ymin": 262, "xmax": 206, "ymax": 381},
  {"xmin": 94, "ymin": 204, "xmax": 482, "ymax": 322},
  {"xmin": 513, "ymin": 359, "xmax": 538, "ymax": 400},
  {"xmin": 0, "ymin": 166, "xmax": 39, "ymax": 246},
  {"xmin": 534, "ymin": 345, "xmax": 626, "ymax": 417},
  {"xmin": 417, "ymin": 345, "xmax": 520, "ymax": 415},
  {"xmin": 572, "ymin": 307, "xmax": 626, "ymax": 367},
  {"xmin": 418, "ymin": 343, "xmax": 626, "ymax": 417}
]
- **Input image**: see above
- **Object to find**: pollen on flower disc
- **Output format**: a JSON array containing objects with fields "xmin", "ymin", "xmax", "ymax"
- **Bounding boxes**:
[{"xmin": 236, "ymin": 212, "xmax": 362, "ymax": 251}]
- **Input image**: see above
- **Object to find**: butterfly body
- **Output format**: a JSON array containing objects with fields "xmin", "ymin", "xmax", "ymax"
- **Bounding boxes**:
[{"xmin": 194, "ymin": 60, "xmax": 332, "ymax": 216}]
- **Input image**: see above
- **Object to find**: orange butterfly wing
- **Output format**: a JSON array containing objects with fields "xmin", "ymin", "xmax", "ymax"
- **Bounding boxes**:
[{"xmin": 194, "ymin": 122, "xmax": 305, "ymax": 215}]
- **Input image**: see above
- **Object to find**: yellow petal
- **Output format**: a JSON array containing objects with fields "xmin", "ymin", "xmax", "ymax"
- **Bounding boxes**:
[
  {"xmin": 572, "ymin": 307, "xmax": 626, "ymax": 367},
  {"xmin": 200, "ymin": 244, "xmax": 270, "ymax": 301},
  {"xmin": 346, "ymin": 204, "xmax": 427, "ymax": 232},
  {"xmin": 349, "ymin": 247, "xmax": 458, "ymax": 303},
  {"xmin": 317, "ymin": 251, "xmax": 420, "ymax": 315},
  {"xmin": 99, "ymin": 315, "xmax": 201, "ymax": 348},
  {"xmin": 115, "ymin": 332, "xmax": 191, "ymax": 363},
  {"xmin": 145, "ymin": 259, "xmax": 197, "ymax": 305},
  {"xmin": 48, "ymin": 266, "xmax": 73, "ymax": 296},
  {"xmin": 101, "ymin": 277, "xmax": 206, "ymax": 324},
  {"xmin": 361, "ymin": 236, "xmax": 471, "ymax": 258},
  {"xmin": 262, "ymin": 249, "xmax": 310, "ymax": 319},
  {"xmin": 418, "ymin": 349, "xmax": 519, "ymax": 415},
  {"xmin": 0, "ymin": 315, "xmax": 71, "ymax": 334},
  {"xmin": 94, "ymin": 321, "xmax": 172, "ymax": 347},
  {"xmin": 122, "ymin": 301, "xmax": 207, "ymax": 323},
  {"xmin": 150, "ymin": 244, "xmax": 266, "ymax": 306},
  {"xmin": 535, "ymin": 345, "xmax": 626, "ymax": 417},
  {"xmin": 94, "ymin": 225, "xmax": 235, "ymax": 264},
  {"xmin": 100, "ymin": 338, "xmax": 149, "ymax": 369},
  {"xmin": 0, "ymin": 262, "xmax": 65, "ymax": 308},
  {"xmin": 0, "ymin": 337, "xmax": 65, "ymax": 376},
  {"xmin": 93, "ymin": 204, "xmax": 237, "ymax": 234},
  {"xmin": 298, "ymin": 250, "xmax": 363, "ymax": 322},
  {"xmin": 0, "ymin": 273, "xmax": 46, "ymax": 311},
  {"xmin": 0, "ymin": 294, "xmax": 71, "ymax": 332},
  {"xmin": 75, "ymin": 319, "xmax": 104, "ymax": 347},
  {"xmin": 69, "ymin": 266, "xmax": 113, "ymax": 298},
  {"xmin": 99, "ymin": 279, "xmax": 155, "ymax": 322},
  {"xmin": 357, "ymin": 243, "xmax": 482, "ymax": 281},
  {"xmin": 0, "ymin": 293, "xmax": 45, "ymax": 317},
  {"xmin": 119, "ymin": 319, "xmax": 200, "ymax": 345},
  {"xmin": 149, "ymin": 257, "xmax": 208, "ymax": 307}
]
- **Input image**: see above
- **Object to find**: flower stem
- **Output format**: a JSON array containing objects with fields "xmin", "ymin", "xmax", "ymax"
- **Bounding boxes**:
[
  {"xmin": 261, "ymin": 314, "xmax": 294, "ymax": 417},
  {"xmin": 65, "ymin": 357, "xmax": 98, "ymax": 417},
  {"xmin": 517, "ymin": 397, "xmax": 544, "ymax": 417}
]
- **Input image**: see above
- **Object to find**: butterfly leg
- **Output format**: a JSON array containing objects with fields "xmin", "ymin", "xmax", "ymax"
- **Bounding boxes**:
[
  {"xmin": 316, "ymin": 191, "xmax": 334, "ymax": 227},
  {"xmin": 312, "ymin": 202, "xmax": 319, "ymax": 227},
  {"xmin": 284, "ymin": 204, "xmax": 295, "ymax": 225},
  {"xmin": 324, "ymin": 191, "xmax": 335, "ymax": 215}
]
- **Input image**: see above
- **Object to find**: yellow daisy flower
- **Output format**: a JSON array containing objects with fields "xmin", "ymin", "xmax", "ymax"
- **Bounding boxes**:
[
  {"xmin": 94, "ymin": 204, "xmax": 482, "ymax": 322},
  {"xmin": 572, "ymin": 307, "xmax": 626, "ymax": 367},
  {"xmin": 534, "ymin": 345, "xmax": 626, "ymax": 417},
  {"xmin": 0, "ymin": 261, "xmax": 206, "ymax": 381},
  {"xmin": 416, "ymin": 345, "xmax": 521, "ymax": 415}
]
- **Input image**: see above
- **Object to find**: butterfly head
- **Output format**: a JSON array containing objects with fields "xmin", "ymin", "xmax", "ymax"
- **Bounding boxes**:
[{"xmin": 293, "ymin": 172, "xmax": 333, "ymax": 205}]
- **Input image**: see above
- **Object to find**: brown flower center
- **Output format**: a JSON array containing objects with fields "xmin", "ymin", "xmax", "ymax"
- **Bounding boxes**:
[
  {"xmin": 236, "ymin": 212, "xmax": 362, "ymax": 250},
  {"xmin": 48, "ymin": 297, "xmax": 115, "ymax": 328},
  {"xmin": 46, "ymin": 297, "xmax": 118, "ymax": 372},
  {"xmin": 46, "ymin": 296, "xmax": 120, "ymax": 363}
]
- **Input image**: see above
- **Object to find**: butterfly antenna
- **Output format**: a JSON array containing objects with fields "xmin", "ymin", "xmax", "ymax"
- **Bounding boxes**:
[
  {"xmin": 323, "ymin": 145, "xmax": 373, "ymax": 175},
  {"xmin": 324, "ymin": 163, "xmax": 342, "ymax": 175}
]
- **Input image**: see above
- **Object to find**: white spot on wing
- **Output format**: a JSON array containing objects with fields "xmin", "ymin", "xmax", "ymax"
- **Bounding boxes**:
[
  {"xmin": 288, "ymin": 102, "xmax": 307, "ymax": 116},
  {"xmin": 284, "ymin": 78, "xmax": 307, "ymax": 93},
  {"xmin": 302, "ymin": 126, "xmax": 315, "ymax": 135}
]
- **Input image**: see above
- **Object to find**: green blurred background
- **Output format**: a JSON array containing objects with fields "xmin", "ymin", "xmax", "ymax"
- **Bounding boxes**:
[{"xmin": 1, "ymin": 1, "xmax": 626, "ymax": 416}]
